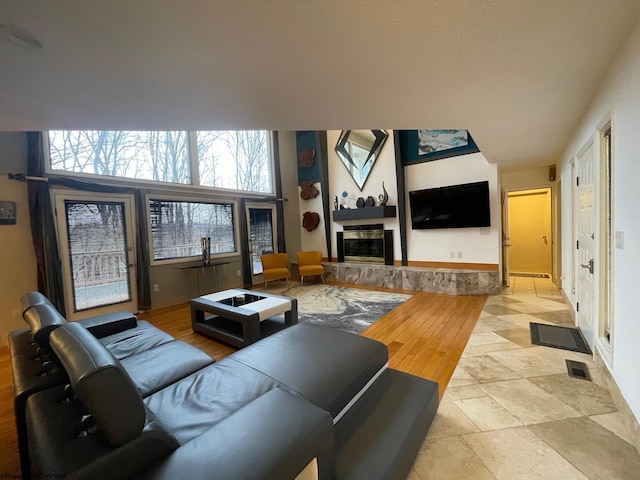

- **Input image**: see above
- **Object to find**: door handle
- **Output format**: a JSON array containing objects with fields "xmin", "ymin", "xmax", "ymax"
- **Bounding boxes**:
[{"xmin": 580, "ymin": 259, "xmax": 594, "ymax": 275}]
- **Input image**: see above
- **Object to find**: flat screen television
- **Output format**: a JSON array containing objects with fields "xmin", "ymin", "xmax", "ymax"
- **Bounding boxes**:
[{"xmin": 409, "ymin": 180, "xmax": 490, "ymax": 229}]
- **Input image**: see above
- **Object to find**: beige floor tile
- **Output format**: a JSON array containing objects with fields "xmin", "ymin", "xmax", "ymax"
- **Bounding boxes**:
[
  {"xmin": 448, "ymin": 365, "xmax": 481, "ymax": 387},
  {"xmin": 467, "ymin": 332, "xmax": 511, "ymax": 346},
  {"xmin": 408, "ymin": 436, "xmax": 496, "ymax": 480},
  {"xmin": 482, "ymin": 304, "xmax": 523, "ymax": 316},
  {"xmin": 426, "ymin": 396, "xmax": 480, "ymax": 439},
  {"xmin": 457, "ymin": 355, "xmax": 521, "ymax": 383},
  {"xmin": 529, "ymin": 310, "xmax": 575, "ymax": 325},
  {"xmin": 445, "ymin": 384, "xmax": 488, "ymax": 401},
  {"xmin": 479, "ymin": 379, "xmax": 581, "ymax": 425},
  {"xmin": 461, "ymin": 341, "xmax": 522, "ymax": 358},
  {"xmin": 589, "ymin": 411, "xmax": 634, "ymax": 445},
  {"xmin": 494, "ymin": 328, "xmax": 533, "ymax": 348},
  {"xmin": 474, "ymin": 316, "xmax": 522, "ymax": 332},
  {"xmin": 455, "ymin": 396, "xmax": 523, "ymax": 431},
  {"xmin": 487, "ymin": 346, "xmax": 568, "ymax": 377},
  {"xmin": 504, "ymin": 302, "xmax": 551, "ymax": 314},
  {"xmin": 529, "ymin": 417, "xmax": 640, "ymax": 479},
  {"xmin": 496, "ymin": 313, "xmax": 554, "ymax": 330},
  {"xmin": 464, "ymin": 427, "xmax": 588, "ymax": 479},
  {"xmin": 529, "ymin": 374, "xmax": 616, "ymax": 416}
]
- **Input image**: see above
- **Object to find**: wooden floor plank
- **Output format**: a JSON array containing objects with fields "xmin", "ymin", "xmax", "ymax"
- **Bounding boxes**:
[{"xmin": 0, "ymin": 283, "xmax": 486, "ymax": 477}]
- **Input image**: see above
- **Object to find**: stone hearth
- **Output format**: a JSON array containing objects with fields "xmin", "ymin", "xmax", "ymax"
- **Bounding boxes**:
[{"xmin": 325, "ymin": 263, "xmax": 500, "ymax": 295}]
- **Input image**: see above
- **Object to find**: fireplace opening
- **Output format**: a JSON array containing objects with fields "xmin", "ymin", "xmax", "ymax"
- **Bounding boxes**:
[{"xmin": 337, "ymin": 224, "xmax": 393, "ymax": 265}]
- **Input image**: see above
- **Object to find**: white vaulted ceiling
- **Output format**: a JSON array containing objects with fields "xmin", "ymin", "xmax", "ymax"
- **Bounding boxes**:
[{"xmin": 1, "ymin": 1, "xmax": 639, "ymax": 170}]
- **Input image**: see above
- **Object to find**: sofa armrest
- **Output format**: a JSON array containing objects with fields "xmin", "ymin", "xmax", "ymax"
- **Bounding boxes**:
[
  {"xmin": 77, "ymin": 312, "xmax": 138, "ymax": 338},
  {"xmin": 145, "ymin": 388, "xmax": 335, "ymax": 480}
]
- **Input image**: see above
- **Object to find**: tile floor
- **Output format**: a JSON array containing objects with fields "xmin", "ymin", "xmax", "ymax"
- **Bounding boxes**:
[{"xmin": 408, "ymin": 276, "xmax": 640, "ymax": 480}]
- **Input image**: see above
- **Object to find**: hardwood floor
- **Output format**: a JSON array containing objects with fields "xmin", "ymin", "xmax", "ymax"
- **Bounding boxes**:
[{"xmin": 0, "ymin": 282, "xmax": 486, "ymax": 477}]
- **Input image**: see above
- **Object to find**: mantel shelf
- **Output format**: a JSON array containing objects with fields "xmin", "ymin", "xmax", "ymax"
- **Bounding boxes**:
[{"xmin": 332, "ymin": 205, "xmax": 397, "ymax": 222}]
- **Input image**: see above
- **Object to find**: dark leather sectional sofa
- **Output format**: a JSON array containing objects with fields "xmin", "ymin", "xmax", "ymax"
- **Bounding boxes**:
[{"xmin": 10, "ymin": 291, "xmax": 440, "ymax": 480}]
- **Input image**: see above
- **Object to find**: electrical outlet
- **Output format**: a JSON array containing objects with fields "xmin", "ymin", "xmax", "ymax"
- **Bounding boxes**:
[
  {"xmin": 153, "ymin": 284, "xmax": 159, "ymax": 292},
  {"xmin": 237, "ymin": 269, "xmax": 242, "ymax": 277},
  {"xmin": 456, "ymin": 251, "xmax": 463, "ymax": 258},
  {"xmin": 11, "ymin": 309, "xmax": 21, "ymax": 321},
  {"xmin": 449, "ymin": 251, "xmax": 455, "ymax": 258}
]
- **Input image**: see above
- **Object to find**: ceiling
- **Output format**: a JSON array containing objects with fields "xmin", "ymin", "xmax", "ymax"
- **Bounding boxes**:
[{"xmin": 1, "ymin": 1, "xmax": 639, "ymax": 171}]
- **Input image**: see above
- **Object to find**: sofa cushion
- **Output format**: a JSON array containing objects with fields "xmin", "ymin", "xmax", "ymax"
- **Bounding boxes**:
[
  {"xmin": 99, "ymin": 320, "xmax": 174, "ymax": 360},
  {"xmin": 143, "ymin": 358, "xmax": 281, "ymax": 445},
  {"xmin": 20, "ymin": 291, "xmax": 52, "ymax": 315},
  {"xmin": 229, "ymin": 324, "xmax": 389, "ymax": 418},
  {"xmin": 22, "ymin": 304, "xmax": 68, "ymax": 352},
  {"xmin": 78, "ymin": 311, "xmax": 138, "ymax": 338},
  {"xmin": 50, "ymin": 323, "xmax": 146, "ymax": 446},
  {"xmin": 144, "ymin": 388, "xmax": 335, "ymax": 480},
  {"xmin": 121, "ymin": 341, "xmax": 214, "ymax": 397},
  {"xmin": 26, "ymin": 385, "xmax": 178, "ymax": 480}
]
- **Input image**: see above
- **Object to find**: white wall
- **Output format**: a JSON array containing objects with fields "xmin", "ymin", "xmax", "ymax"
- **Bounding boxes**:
[
  {"xmin": 559, "ymin": 19, "xmax": 640, "ymax": 420},
  {"xmin": 327, "ymin": 130, "xmax": 401, "ymax": 261},
  {"xmin": 0, "ymin": 133, "xmax": 38, "ymax": 346},
  {"xmin": 405, "ymin": 152, "xmax": 500, "ymax": 264}
]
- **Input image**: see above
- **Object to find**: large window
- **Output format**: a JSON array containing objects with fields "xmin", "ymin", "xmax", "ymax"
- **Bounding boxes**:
[
  {"xmin": 197, "ymin": 130, "xmax": 272, "ymax": 193},
  {"xmin": 48, "ymin": 131, "xmax": 191, "ymax": 184},
  {"xmin": 48, "ymin": 130, "xmax": 274, "ymax": 194},
  {"xmin": 149, "ymin": 199, "xmax": 236, "ymax": 262}
]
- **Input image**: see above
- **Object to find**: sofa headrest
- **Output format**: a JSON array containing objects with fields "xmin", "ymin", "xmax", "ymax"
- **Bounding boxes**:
[
  {"xmin": 20, "ymin": 291, "xmax": 53, "ymax": 316},
  {"xmin": 50, "ymin": 323, "xmax": 146, "ymax": 446},
  {"xmin": 23, "ymin": 304, "xmax": 68, "ymax": 350}
]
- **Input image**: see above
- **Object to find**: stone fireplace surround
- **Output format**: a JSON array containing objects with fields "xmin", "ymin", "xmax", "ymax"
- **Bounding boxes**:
[{"xmin": 325, "ymin": 262, "xmax": 500, "ymax": 295}]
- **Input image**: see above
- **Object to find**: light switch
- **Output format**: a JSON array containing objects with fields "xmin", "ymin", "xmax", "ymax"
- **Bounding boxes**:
[{"xmin": 616, "ymin": 231, "xmax": 624, "ymax": 249}]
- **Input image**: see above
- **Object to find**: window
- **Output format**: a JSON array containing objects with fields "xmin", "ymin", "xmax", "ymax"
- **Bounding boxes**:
[
  {"xmin": 197, "ymin": 130, "xmax": 272, "ymax": 193},
  {"xmin": 48, "ymin": 131, "xmax": 190, "ymax": 184},
  {"xmin": 149, "ymin": 199, "xmax": 236, "ymax": 261},
  {"xmin": 48, "ymin": 130, "xmax": 274, "ymax": 194}
]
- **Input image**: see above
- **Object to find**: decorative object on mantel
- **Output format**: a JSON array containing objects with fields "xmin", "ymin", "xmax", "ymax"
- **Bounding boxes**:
[
  {"xmin": 298, "ymin": 147, "xmax": 316, "ymax": 168},
  {"xmin": 398, "ymin": 129, "xmax": 480, "ymax": 166},
  {"xmin": 335, "ymin": 130, "xmax": 389, "ymax": 191},
  {"xmin": 365, "ymin": 196, "xmax": 375, "ymax": 207},
  {"xmin": 300, "ymin": 181, "xmax": 319, "ymax": 200},
  {"xmin": 356, "ymin": 197, "xmax": 365, "ymax": 209},
  {"xmin": 0, "ymin": 201, "xmax": 17, "ymax": 225},
  {"xmin": 333, "ymin": 196, "xmax": 339, "ymax": 211},
  {"xmin": 378, "ymin": 182, "xmax": 389, "ymax": 206},
  {"xmin": 302, "ymin": 211, "xmax": 320, "ymax": 232}
]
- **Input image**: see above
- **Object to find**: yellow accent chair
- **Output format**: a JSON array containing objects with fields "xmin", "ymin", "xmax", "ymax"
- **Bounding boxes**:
[
  {"xmin": 260, "ymin": 253, "xmax": 290, "ymax": 287},
  {"xmin": 297, "ymin": 251, "xmax": 325, "ymax": 285}
]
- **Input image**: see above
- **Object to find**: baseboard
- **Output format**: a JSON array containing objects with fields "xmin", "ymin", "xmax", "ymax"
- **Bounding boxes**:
[{"xmin": 594, "ymin": 349, "xmax": 640, "ymax": 455}]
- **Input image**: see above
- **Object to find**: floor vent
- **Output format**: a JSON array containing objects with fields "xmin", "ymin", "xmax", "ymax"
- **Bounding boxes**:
[{"xmin": 566, "ymin": 359, "xmax": 591, "ymax": 381}]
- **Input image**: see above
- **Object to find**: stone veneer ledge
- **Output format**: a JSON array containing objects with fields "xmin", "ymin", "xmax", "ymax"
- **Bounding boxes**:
[{"xmin": 325, "ymin": 263, "xmax": 501, "ymax": 295}]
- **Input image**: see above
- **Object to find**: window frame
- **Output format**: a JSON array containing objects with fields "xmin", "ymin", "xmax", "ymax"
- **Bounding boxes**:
[{"xmin": 146, "ymin": 194, "xmax": 241, "ymax": 266}]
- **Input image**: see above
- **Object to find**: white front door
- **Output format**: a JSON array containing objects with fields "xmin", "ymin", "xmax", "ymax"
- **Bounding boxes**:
[
  {"xmin": 55, "ymin": 192, "xmax": 138, "ymax": 320},
  {"xmin": 575, "ymin": 140, "xmax": 597, "ymax": 351}
]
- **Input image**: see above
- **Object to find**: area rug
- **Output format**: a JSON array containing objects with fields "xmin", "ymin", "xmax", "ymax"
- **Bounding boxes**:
[
  {"xmin": 256, "ymin": 284, "xmax": 411, "ymax": 334},
  {"xmin": 530, "ymin": 322, "xmax": 591, "ymax": 354}
]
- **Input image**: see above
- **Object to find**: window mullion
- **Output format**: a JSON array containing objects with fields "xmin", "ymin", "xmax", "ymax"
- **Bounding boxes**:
[{"xmin": 188, "ymin": 131, "xmax": 200, "ymax": 186}]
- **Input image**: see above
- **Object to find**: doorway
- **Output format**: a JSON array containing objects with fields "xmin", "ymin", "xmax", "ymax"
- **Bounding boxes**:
[
  {"xmin": 54, "ymin": 192, "xmax": 138, "ymax": 320},
  {"xmin": 507, "ymin": 188, "xmax": 552, "ymax": 276},
  {"xmin": 245, "ymin": 203, "xmax": 278, "ymax": 285}
]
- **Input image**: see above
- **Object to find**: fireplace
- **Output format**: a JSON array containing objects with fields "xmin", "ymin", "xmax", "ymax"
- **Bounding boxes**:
[{"xmin": 337, "ymin": 224, "xmax": 394, "ymax": 265}]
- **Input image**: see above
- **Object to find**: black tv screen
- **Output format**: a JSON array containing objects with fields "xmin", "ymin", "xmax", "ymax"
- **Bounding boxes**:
[{"xmin": 409, "ymin": 181, "xmax": 490, "ymax": 229}]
